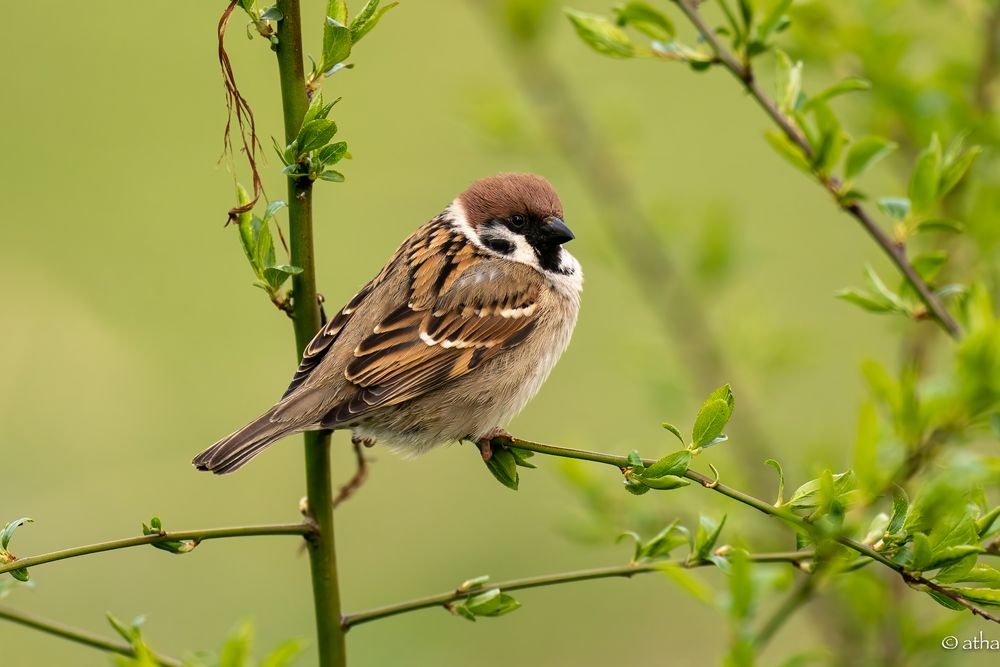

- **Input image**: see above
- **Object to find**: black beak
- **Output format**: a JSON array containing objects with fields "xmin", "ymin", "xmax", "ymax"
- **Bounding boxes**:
[{"xmin": 542, "ymin": 216, "xmax": 575, "ymax": 244}]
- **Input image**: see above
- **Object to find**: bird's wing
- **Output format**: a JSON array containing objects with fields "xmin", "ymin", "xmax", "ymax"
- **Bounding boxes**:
[
  {"xmin": 281, "ymin": 243, "xmax": 407, "ymax": 399},
  {"xmin": 320, "ymin": 231, "xmax": 544, "ymax": 427}
]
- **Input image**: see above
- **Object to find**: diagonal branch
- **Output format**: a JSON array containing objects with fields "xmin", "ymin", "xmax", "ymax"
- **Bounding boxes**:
[
  {"xmin": 0, "ymin": 523, "xmax": 312, "ymax": 577},
  {"xmin": 501, "ymin": 435, "xmax": 1000, "ymax": 624},
  {"xmin": 671, "ymin": 0, "xmax": 961, "ymax": 338},
  {"xmin": 342, "ymin": 550, "xmax": 814, "ymax": 629},
  {"xmin": 0, "ymin": 605, "xmax": 182, "ymax": 667}
]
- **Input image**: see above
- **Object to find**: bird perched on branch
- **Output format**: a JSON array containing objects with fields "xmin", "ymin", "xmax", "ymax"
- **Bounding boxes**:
[{"xmin": 194, "ymin": 173, "xmax": 582, "ymax": 473}]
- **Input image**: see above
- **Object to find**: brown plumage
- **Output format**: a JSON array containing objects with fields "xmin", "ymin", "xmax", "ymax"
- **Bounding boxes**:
[{"xmin": 194, "ymin": 173, "xmax": 581, "ymax": 474}]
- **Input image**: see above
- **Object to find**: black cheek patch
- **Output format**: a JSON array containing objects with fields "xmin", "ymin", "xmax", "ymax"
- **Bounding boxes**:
[{"xmin": 483, "ymin": 237, "xmax": 514, "ymax": 254}]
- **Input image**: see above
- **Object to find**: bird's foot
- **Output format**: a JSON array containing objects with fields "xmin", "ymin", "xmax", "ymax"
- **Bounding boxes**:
[
  {"xmin": 476, "ymin": 427, "xmax": 512, "ymax": 462},
  {"xmin": 351, "ymin": 434, "xmax": 377, "ymax": 448}
]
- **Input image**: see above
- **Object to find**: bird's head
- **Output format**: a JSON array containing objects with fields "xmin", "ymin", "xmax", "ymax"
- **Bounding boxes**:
[{"xmin": 451, "ymin": 173, "xmax": 576, "ymax": 275}]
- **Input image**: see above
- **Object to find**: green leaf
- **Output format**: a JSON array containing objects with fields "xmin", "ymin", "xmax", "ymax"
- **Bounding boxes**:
[
  {"xmin": 756, "ymin": 0, "xmax": 793, "ymax": 41},
  {"xmin": 693, "ymin": 514, "xmax": 726, "ymax": 560},
  {"xmin": 926, "ymin": 588, "xmax": 968, "ymax": 611},
  {"xmin": 8, "ymin": 568, "xmax": 30, "ymax": 582},
  {"xmin": 977, "ymin": 506, "xmax": 1000, "ymax": 538},
  {"xmin": 218, "ymin": 621, "xmax": 253, "ymax": 667},
  {"xmin": 262, "ymin": 200, "xmax": 287, "ymax": 222},
  {"xmin": 509, "ymin": 447, "xmax": 536, "ymax": 468},
  {"xmin": 727, "ymin": 549, "xmax": 754, "ymax": 623},
  {"xmin": 844, "ymin": 136, "xmax": 896, "ymax": 182},
  {"xmin": 263, "ymin": 264, "xmax": 303, "ymax": 290},
  {"xmin": 661, "ymin": 422, "xmax": 685, "ymax": 446},
  {"xmin": 623, "ymin": 469, "xmax": 650, "ymax": 495},
  {"xmin": 910, "ymin": 532, "xmax": 933, "ymax": 571},
  {"xmin": 939, "ymin": 563, "xmax": 1000, "ymax": 587},
  {"xmin": 909, "ymin": 134, "xmax": 942, "ymax": 213},
  {"xmin": 297, "ymin": 119, "xmax": 338, "ymax": 155},
  {"xmin": 457, "ymin": 574, "xmax": 491, "ymax": 592},
  {"xmin": 616, "ymin": 530, "xmax": 644, "ymax": 562},
  {"xmin": 613, "ymin": 2, "xmax": 675, "ymax": 40},
  {"xmin": 0, "ymin": 518, "xmax": 32, "ymax": 550},
  {"xmin": 911, "ymin": 252, "xmax": 947, "ymax": 283},
  {"xmin": 658, "ymin": 562, "xmax": 716, "ymax": 605},
  {"xmin": 642, "ymin": 474, "xmax": 690, "ymax": 490},
  {"xmin": 302, "ymin": 92, "xmax": 334, "ymax": 127},
  {"xmin": 928, "ymin": 545, "xmax": 984, "ymax": 570},
  {"xmin": 316, "ymin": 141, "xmax": 348, "ymax": 166},
  {"xmin": 322, "ymin": 17, "xmax": 352, "ymax": 72},
  {"xmin": 877, "ymin": 196, "xmax": 911, "ymax": 220},
  {"xmin": 641, "ymin": 450, "xmax": 691, "ymax": 480},
  {"xmin": 785, "ymin": 471, "xmax": 856, "ymax": 510},
  {"xmin": 836, "ymin": 288, "xmax": 894, "ymax": 313},
  {"xmin": 253, "ymin": 215, "xmax": 276, "ymax": 277},
  {"xmin": 765, "ymin": 458, "xmax": 785, "ymax": 505},
  {"xmin": 565, "ymin": 10, "xmax": 635, "ymax": 58},
  {"xmin": 810, "ymin": 100, "xmax": 846, "ymax": 173},
  {"xmin": 691, "ymin": 384, "xmax": 734, "ymax": 447},
  {"xmin": 914, "ymin": 218, "xmax": 964, "ymax": 235},
  {"xmin": 484, "ymin": 448, "xmax": 519, "ymax": 490},
  {"xmin": 864, "ymin": 265, "xmax": 903, "ymax": 309},
  {"xmin": 640, "ymin": 521, "xmax": 690, "ymax": 560},
  {"xmin": 260, "ymin": 6, "xmax": 282, "ymax": 21},
  {"xmin": 774, "ymin": 50, "xmax": 802, "ymax": 114},
  {"xmin": 737, "ymin": 0, "xmax": 754, "ymax": 29},
  {"xmin": 141, "ymin": 516, "xmax": 198, "ymax": 555},
  {"xmin": 459, "ymin": 588, "xmax": 522, "ymax": 618},
  {"xmin": 318, "ymin": 170, "xmax": 346, "ymax": 182},
  {"xmin": 260, "ymin": 639, "xmax": 305, "ymax": 667},
  {"xmin": 765, "ymin": 130, "xmax": 811, "ymax": 174},
  {"xmin": 939, "ymin": 145, "xmax": 982, "ymax": 198},
  {"xmin": 802, "ymin": 77, "xmax": 871, "ymax": 110},
  {"xmin": 326, "ymin": 0, "xmax": 347, "ymax": 25},
  {"xmin": 948, "ymin": 587, "xmax": 1000, "ymax": 608},
  {"xmin": 349, "ymin": 0, "xmax": 399, "ymax": 44}
]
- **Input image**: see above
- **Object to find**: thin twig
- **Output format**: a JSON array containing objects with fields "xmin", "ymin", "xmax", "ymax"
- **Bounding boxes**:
[
  {"xmin": 500, "ymin": 435, "xmax": 1000, "ymax": 624},
  {"xmin": 0, "ymin": 605, "xmax": 183, "ymax": 667},
  {"xmin": 332, "ymin": 439, "xmax": 371, "ymax": 508},
  {"xmin": 671, "ymin": 0, "xmax": 961, "ymax": 338},
  {"xmin": 342, "ymin": 550, "xmax": 813, "ymax": 629},
  {"xmin": 0, "ymin": 523, "xmax": 311, "ymax": 576},
  {"xmin": 218, "ymin": 0, "xmax": 265, "ymax": 223}
]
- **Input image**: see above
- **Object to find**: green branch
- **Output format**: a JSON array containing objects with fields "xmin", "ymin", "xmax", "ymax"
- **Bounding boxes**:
[
  {"xmin": 272, "ymin": 2, "xmax": 346, "ymax": 665},
  {"xmin": 753, "ymin": 573, "xmax": 817, "ymax": 650},
  {"xmin": 503, "ymin": 436, "xmax": 1000, "ymax": 624},
  {"xmin": 0, "ymin": 523, "xmax": 310, "ymax": 576},
  {"xmin": 0, "ymin": 523, "xmax": 311, "ymax": 577},
  {"xmin": 342, "ymin": 550, "xmax": 813, "ymax": 629},
  {"xmin": 671, "ymin": 0, "xmax": 961, "ymax": 339},
  {"xmin": 0, "ymin": 605, "xmax": 182, "ymax": 667}
]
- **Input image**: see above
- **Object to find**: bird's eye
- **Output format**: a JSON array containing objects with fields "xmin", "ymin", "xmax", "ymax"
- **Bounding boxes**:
[{"xmin": 510, "ymin": 214, "xmax": 527, "ymax": 228}]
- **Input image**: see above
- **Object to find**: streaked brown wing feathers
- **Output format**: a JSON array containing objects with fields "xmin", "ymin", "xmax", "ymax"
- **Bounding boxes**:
[{"xmin": 320, "ymin": 237, "xmax": 542, "ymax": 427}]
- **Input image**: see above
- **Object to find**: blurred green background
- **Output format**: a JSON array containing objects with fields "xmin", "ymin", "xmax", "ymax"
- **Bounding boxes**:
[{"xmin": 0, "ymin": 1, "xmax": 985, "ymax": 665}]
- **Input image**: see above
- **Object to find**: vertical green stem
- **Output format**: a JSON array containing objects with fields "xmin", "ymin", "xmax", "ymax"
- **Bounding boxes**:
[{"xmin": 273, "ymin": 2, "xmax": 346, "ymax": 665}]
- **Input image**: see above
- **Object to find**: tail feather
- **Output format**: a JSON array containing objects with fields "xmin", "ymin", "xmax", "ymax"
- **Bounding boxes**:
[{"xmin": 193, "ymin": 407, "xmax": 299, "ymax": 474}]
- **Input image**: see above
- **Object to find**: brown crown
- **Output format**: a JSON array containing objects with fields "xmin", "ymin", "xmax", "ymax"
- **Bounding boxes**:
[{"xmin": 457, "ymin": 173, "xmax": 564, "ymax": 227}]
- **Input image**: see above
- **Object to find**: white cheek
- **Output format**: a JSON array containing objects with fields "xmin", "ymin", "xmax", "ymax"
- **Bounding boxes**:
[{"xmin": 508, "ymin": 233, "xmax": 539, "ymax": 268}]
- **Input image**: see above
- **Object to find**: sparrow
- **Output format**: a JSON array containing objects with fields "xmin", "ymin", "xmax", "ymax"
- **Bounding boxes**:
[{"xmin": 193, "ymin": 173, "xmax": 582, "ymax": 473}]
